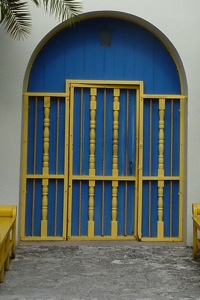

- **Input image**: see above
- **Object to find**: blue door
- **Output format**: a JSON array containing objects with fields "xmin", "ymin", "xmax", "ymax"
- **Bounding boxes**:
[{"xmin": 21, "ymin": 17, "xmax": 185, "ymax": 241}]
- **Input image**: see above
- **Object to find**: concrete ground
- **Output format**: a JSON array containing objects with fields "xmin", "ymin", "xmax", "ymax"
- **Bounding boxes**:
[{"xmin": 0, "ymin": 242, "xmax": 200, "ymax": 300}]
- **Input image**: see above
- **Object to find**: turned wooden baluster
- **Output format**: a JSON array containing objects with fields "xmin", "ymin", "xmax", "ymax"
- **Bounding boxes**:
[
  {"xmin": 88, "ymin": 88, "xmax": 97, "ymax": 237},
  {"xmin": 157, "ymin": 98, "xmax": 165, "ymax": 238},
  {"xmin": 111, "ymin": 88, "xmax": 120, "ymax": 237},
  {"xmin": 41, "ymin": 97, "xmax": 50, "ymax": 237}
]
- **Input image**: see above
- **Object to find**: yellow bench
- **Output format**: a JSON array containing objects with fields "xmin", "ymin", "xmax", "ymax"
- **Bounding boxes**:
[
  {"xmin": 192, "ymin": 203, "xmax": 200, "ymax": 258},
  {"xmin": 0, "ymin": 206, "xmax": 17, "ymax": 282}
]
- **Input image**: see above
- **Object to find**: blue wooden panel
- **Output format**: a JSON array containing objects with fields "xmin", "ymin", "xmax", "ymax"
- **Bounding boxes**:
[
  {"xmin": 142, "ymin": 181, "xmax": 158, "ymax": 237},
  {"xmin": 94, "ymin": 89, "xmax": 113, "ymax": 176},
  {"xmin": 94, "ymin": 181, "xmax": 103, "ymax": 236},
  {"xmin": 93, "ymin": 181, "xmax": 112, "ymax": 236},
  {"xmin": 118, "ymin": 89, "xmax": 136, "ymax": 176},
  {"xmin": 143, "ymin": 100, "xmax": 159, "ymax": 176},
  {"xmin": 28, "ymin": 18, "xmax": 181, "ymax": 94},
  {"xmin": 118, "ymin": 182, "xmax": 135, "ymax": 236},
  {"xmin": 71, "ymin": 181, "xmax": 89, "ymax": 236},
  {"xmin": 48, "ymin": 180, "xmax": 64, "ymax": 236},
  {"xmin": 95, "ymin": 90, "xmax": 105, "ymax": 176},
  {"xmin": 49, "ymin": 98, "xmax": 65, "ymax": 174},
  {"xmin": 26, "ymin": 179, "xmax": 42, "ymax": 236},
  {"xmin": 173, "ymin": 101, "xmax": 180, "ymax": 175},
  {"xmin": 164, "ymin": 100, "xmax": 180, "ymax": 176},
  {"xmin": 27, "ymin": 97, "xmax": 44, "ymax": 174},
  {"xmin": 163, "ymin": 181, "xmax": 179, "ymax": 237},
  {"xmin": 73, "ymin": 88, "xmax": 90, "ymax": 175}
]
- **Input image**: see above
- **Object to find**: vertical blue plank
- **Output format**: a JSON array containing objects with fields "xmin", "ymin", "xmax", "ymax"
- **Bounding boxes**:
[
  {"xmin": 27, "ymin": 98, "xmax": 35, "ymax": 174},
  {"xmin": 94, "ymin": 181, "xmax": 103, "ymax": 236},
  {"xmin": 128, "ymin": 90, "xmax": 136, "ymax": 176},
  {"xmin": 73, "ymin": 89, "xmax": 81, "ymax": 175},
  {"xmin": 117, "ymin": 182, "xmax": 125, "ymax": 235},
  {"xmin": 172, "ymin": 181, "xmax": 179, "ymax": 237},
  {"xmin": 34, "ymin": 180, "xmax": 42, "ymax": 236},
  {"xmin": 151, "ymin": 181, "xmax": 158, "ymax": 237},
  {"xmin": 163, "ymin": 181, "xmax": 170, "ymax": 237},
  {"xmin": 95, "ymin": 89, "xmax": 104, "ymax": 175},
  {"xmin": 36, "ymin": 98, "xmax": 44, "ymax": 174},
  {"xmin": 143, "ymin": 99, "xmax": 159, "ymax": 176},
  {"xmin": 58, "ymin": 99, "xmax": 65, "ymax": 174},
  {"xmin": 27, "ymin": 97, "xmax": 43, "ymax": 175},
  {"xmin": 81, "ymin": 181, "xmax": 89, "ymax": 236},
  {"xmin": 143, "ymin": 100, "xmax": 150, "ymax": 176},
  {"xmin": 151, "ymin": 101, "xmax": 159, "ymax": 176},
  {"xmin": 82, "ymin": 89, "xmax": 90, "ymax": 175},
  {"xmin": 71, "ymin": 181, "xmax": 79, "ymax": 236},
  {"xmin": 25, "ymin": 180, "xmax": 33, "ymax": 236},
  {"xmin": 142, "ymin": 181, "xmax": 149, "ymax": 237},
  {"xmin": 118, "ymin": 89, "xmax": 137, "ymax": 176},
  {"xmin": 142, "ymin": 181, "xmax": 158, "ymax": 238},
  {"xmin": 127, "ymin": 182, "xmax": 135, "ymax": 236},
  {"xmin": 104, "ymin": 182, "xmax": 112, "ymax": 236},
  {"xmin": 105, "ymin": 90, "xmax": 113, "ymax": 176},
  {"xmin": 26, "ymin": 179, "xmax": 42, "ymax": 236},
  {"xmin": 48, "ymin": 180, "xmax": 55, "ymax": 236},
  {"xmin": 49, "ymin": 98, "xmax": 57, "ymax": 174},
  {"xmin": 71, "ymin": 181, "xmax": 89, "ymax": 236},
  {"xmin": 173, "ymin": 101, "xmax": 180, "ymax": 176},
  {"xmin": 56, "ymin": 180, "xmax": 64, "ymax": 236},
  {"xmin": 118, "ymin": 90, "xmax": 126, "ymax": 176}
]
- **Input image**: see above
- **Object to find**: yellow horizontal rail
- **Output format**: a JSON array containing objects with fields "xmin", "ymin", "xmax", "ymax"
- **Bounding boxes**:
[
  {"xmin": 23, "ymin": 92, "xmax": 67, "ymax": 97},
  {"xmin": 141, "ymin": 176, "xmax": 180, "ymax": 181},
  {"xmin": 71, "ymin": 175, "xmax": 137, "ymax": 181}
]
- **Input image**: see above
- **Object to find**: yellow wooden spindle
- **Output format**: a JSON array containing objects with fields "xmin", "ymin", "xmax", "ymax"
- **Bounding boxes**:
[
  {"xmin": 157, "ymin": 98, "xmax": 165, "ymax": 238},
  {"xmin": 111, "ymin": 88, "xmax": 120, "ymax": 237},
  {"xmin": 112, "ymin": 89, "xmax": 120, "ymax": 177},
  {"xmin": 88, "ymin": 88, "xmax": 97, "ymax": 237},
  {"xmin": 89, "ymin": 88, "xmax": 97, "ymax": 176},
  {"xmin": 41, "ymin": 97, "xmax": 50, "ymax": 237},
  {"xmin": 88, "ymin": 181, "xmax": 95, "ymax": 237}
]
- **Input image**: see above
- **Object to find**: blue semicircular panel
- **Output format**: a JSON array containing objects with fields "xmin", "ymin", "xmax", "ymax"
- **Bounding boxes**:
[{"xmin": 28, "ymin": 17, "xmax": 181, "ymax": 94}]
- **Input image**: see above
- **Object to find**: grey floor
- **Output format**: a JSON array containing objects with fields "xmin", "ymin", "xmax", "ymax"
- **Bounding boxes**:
[{"xmin": 0, "ymin": 242, "xmax": 200, "ymax": 300}]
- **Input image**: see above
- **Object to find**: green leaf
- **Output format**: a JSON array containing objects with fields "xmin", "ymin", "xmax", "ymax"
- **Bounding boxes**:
[
  {"xmin": 36, "ymin": 0, "xmax": 83, "ymax": 23},
  {"xmin": 1, "ymin": 0, "xmax": 32, "ymax": 39}
]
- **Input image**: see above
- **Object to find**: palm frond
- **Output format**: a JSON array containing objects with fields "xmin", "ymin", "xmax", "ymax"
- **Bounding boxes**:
[
  {"xmin": 36, "ymin": 0, "xmax": 82, "ymax": 23},
  {"xmin": 1, "ymin": 0, "xmax": 31, "ymax": 39}
]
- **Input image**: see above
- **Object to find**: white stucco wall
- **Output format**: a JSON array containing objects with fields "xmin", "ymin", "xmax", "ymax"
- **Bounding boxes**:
[{"xmin": 0, "ymin": 0, "xmax": 199, "ymax": 245}]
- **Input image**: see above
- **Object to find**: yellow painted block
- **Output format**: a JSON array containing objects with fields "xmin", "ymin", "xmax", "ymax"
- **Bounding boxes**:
[
  {"xmin": 159, "ymin": 98, "xmax": 165, "ymax": 109},
  {"xmin": 90, "ymin": 88, "xmax": 97, "ymax": 96},
  {"xmin": 89, "ymin": 180, "xmax": 95, "ymax": 187},
  {"xmin": 113, "ymin": 89, "xmax": 120, "ymax": 97},
  {"xmin": 41, "ymin": 220, "xmax": 48, "ymax": 237},
  {"xmin": 42, "ymin": 178, "xmax": 49, "ymax": 186},
  {"xmin": 90, "ymin": 101, "xmax": 96, "ymax": 110},
  {"xmin": 111, "ymin": 221, "xmax": 118, "ymax": 237},
  {"xmin": 157, "ymin": 221, "xmax": 164, "ymax": 238},
  {"xmin": 158, "ymin": 180, "xmax": 164, "ymax": 188},
  {"xmin": 112, "ymin": 170, "xmax": 118, "ymax": 177},
  {"xmin": 112, "ymin": 181, "xmax": 118, "ymax": 187},
  {"xmin": 88, "ymin": 221, "xmax": 95, "ymax": 237},
  {"xmin": 89, "ymin": 170, "xmax": 96, "ymax": 176},
  {"xmin": 44, "ymin": 97, "xmax": 50, "ymax": 107},
  {"xmin": 113, "ymin": 102, "xmax": 120, "ymax": 111}
]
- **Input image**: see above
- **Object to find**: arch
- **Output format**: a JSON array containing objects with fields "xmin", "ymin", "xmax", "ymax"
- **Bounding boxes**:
[{"xmin": 23, "ymin": 12, "xmax": 188, "ymax": 95}]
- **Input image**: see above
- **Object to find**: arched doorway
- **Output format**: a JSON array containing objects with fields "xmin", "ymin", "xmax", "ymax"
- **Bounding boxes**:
[{"xmin": 21, "ymin": 16, "xmax": 186, "ymax": 241}]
